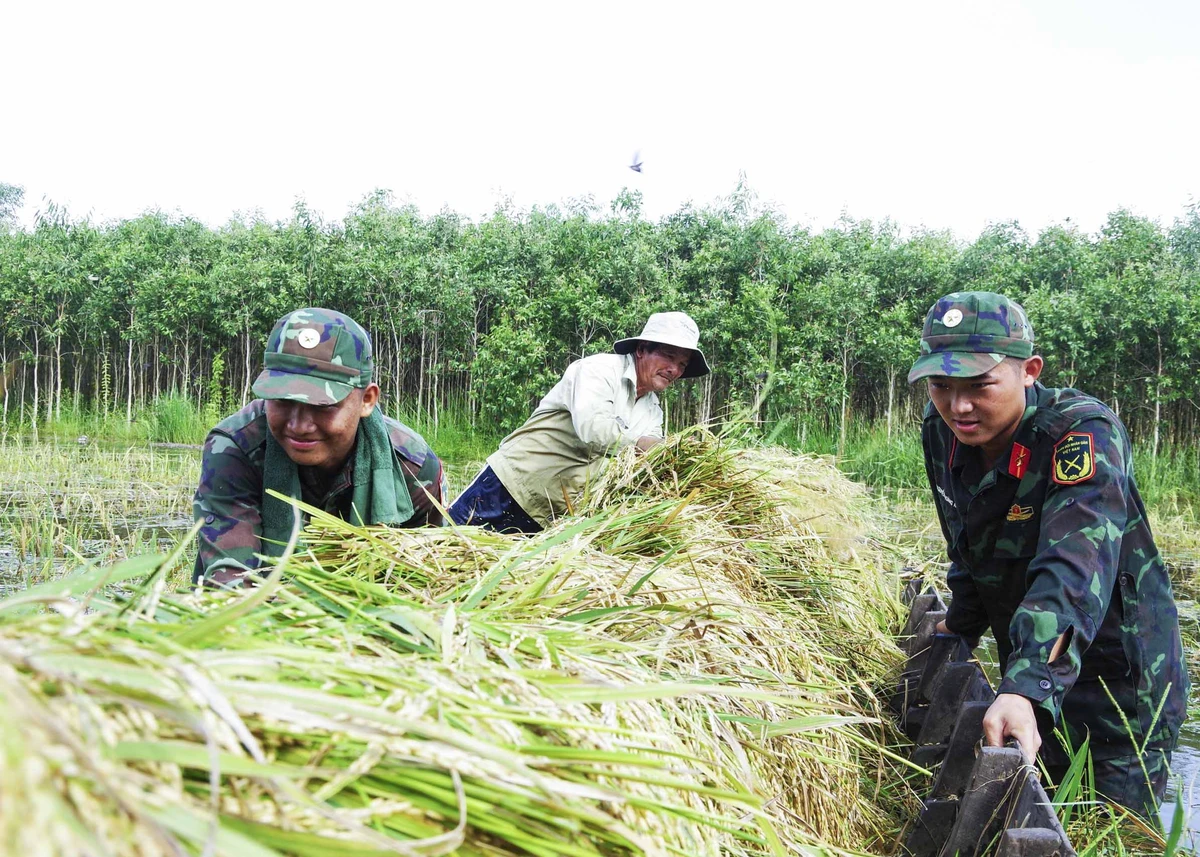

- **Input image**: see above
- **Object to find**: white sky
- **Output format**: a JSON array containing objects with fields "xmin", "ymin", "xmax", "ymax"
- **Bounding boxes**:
[{"xmin": 3, "ymin": 0, "xmax": 1198, "ymax": 239}]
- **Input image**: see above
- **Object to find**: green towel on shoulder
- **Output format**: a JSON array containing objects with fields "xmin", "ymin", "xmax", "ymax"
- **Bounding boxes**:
[{"xmin": 261, "ymin": 409, "xmax": 415, "ymax": 558}]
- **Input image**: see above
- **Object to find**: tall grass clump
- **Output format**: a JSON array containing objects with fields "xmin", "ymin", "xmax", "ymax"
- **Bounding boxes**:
[
  {"xmin": 0, "ymin": 433, "xmax": 920, "ymax": 856},
  {"xmin": 771, "ymin": 418, "xmax": 926, "ymax": 493},
  {"xmin": 1134, "ymin": 441, "xmax": 1200, "ymax": 517},
  {"xmin": 4, "ymin": 394, "xmax": 210, "ymax": 447},
  {"xmin": 835, "ymin": 425, "xmax": 926, "ymax": 492},
  {"xmin": 145, "ymin": 391, "xmax": 209, "ymax": 445}
]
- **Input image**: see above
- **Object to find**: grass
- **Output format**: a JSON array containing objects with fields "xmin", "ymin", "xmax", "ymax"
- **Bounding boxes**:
[
  {"xmin": 1047, "ymin": 731, "xmax": 1191, "ymax": 856},
  {"xmin": 0, "ymin": 433, "xmax": 921, "ymax": 855},
  {"xmin": 2, "ymin": 404, "xmax": 1198, "ymax": 855},
  {"xmin": 387, "ymin": 405, "xmax": 501, "ymax": 469},
  {"xmin": 3, "ymin": 395, "xmax": 212, "ymax": 446}
]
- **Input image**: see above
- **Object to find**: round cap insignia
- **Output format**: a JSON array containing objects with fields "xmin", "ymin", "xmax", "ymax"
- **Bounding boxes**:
[
  {"xmin": 942, "ymin": 309, "xmax": 964, "ymax": 328},
  {"xmin": 297, "ymin": 328, "xmax": 321, "ymax": 349}
]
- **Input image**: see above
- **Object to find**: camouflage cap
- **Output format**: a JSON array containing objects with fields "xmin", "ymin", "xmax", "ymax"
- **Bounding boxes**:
[
  {"xmin": 251, "ymin": 308, "xmax": 374, "ymax": 405},
  {"xmin": 907, "ymin": 291, "xmax": 1035, "ymax": 384}
]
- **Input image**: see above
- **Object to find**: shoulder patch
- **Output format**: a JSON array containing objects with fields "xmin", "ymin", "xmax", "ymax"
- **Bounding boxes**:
[{"xmin": 1052, "ymin": 431, "xmax": 1096, "ymax": 485}]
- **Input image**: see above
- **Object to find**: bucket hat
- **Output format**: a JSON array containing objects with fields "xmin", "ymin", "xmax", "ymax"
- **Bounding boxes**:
[{"xmin": 613, "ymin": 311, "xmax": 710, "ymax": 378}]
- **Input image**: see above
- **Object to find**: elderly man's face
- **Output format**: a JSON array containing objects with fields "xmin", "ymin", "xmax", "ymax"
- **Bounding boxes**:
[
  {"xmin": 634, "ymin": 344, "xmax": 691, "ymax": 397},
  {"xmin": 265, "ymin": 384, "xmax": 380, "ymax": 475}
]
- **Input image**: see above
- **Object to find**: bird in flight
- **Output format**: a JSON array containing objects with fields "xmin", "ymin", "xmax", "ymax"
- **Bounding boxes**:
[{"xmin": 630, "ymin": 150, "xmax": 643, "ymax": 173}]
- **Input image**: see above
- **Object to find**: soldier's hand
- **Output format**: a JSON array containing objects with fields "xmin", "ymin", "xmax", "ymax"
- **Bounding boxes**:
[
  {"xmin": 983, "ymin": 693, "xmax": 1040, "ymax": 764},
  {"xmin": 935, "ymin": 619, "xmax": 950, "ymax": 635}
]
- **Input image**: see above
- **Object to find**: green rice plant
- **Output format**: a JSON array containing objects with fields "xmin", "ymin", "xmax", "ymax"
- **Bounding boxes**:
[
  {"xmin": 0, "ymin": 439, "xmax": 199, "ymax": 582},
  {"xmin": 0, "ymin": 438, "xmax": 923, "ymax": 856},
  {"xmin": 1044, "ymin": 730, "xmax": 1175, "ymax": 857}
]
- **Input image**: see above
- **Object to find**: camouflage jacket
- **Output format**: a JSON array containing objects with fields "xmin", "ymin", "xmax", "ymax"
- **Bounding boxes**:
[
  {"xmin": 193, "ymin": 400, "xmax": 447, "ymax": 583},
  {"xmin": 923, "ymin": 382, "xmax": 1187, "ymax": 758}
]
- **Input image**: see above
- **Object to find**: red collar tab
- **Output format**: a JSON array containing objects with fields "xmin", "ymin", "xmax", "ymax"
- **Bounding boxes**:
[{"xmin": 1008, "ymin": 442, "xmax": 1031, "ymax": 479}]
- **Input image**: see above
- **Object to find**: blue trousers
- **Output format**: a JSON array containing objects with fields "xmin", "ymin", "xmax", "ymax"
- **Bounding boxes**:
[{"xmin": 448, "ymin": 465, "xmax": 542, "ymax": 534}]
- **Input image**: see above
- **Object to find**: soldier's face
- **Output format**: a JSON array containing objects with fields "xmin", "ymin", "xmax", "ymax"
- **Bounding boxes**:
[
  {"xmin": 927, "ymin": 357, "xmax": 1043, "ymax": 459},
  {"xmin": 265, "ymin": 384, "xmax": 380, "ymax": 474}
]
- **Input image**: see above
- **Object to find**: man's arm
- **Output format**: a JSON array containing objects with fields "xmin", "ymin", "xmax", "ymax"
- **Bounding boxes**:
[
  {"xmin": 193, "ymin": 433, "xmax": 266, "ymax": 586},
  {"xmin": 568, "ymin": 361, "xmax": 659, "ymax": 452},
  {"xmin": 921, "ymin": 415, "xmax": 989, "ymax": 642},
  {"xmin": 990, "ymin": 417, "xmax": 1130, "ymax": 756}
]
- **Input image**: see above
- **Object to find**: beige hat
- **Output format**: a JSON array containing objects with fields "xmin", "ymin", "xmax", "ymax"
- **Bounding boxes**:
[{"xmin": 613, "ymin": 311, "xmax": 710, "ymax": 378}]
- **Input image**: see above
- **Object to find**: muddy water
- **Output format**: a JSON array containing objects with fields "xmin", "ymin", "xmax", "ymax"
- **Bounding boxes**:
[
  {"xmin": 0, "ymin": 440, "xmax": 198, "ymax": 594},
  {"xmin": 1163, "ymin": 728, "xmax": 1200, "ymax": 849}
]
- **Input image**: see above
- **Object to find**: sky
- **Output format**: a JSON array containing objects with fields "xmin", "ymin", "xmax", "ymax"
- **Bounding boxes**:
[{"xmin": 3, "ymin": 0, "xmax": 1199, "ymax": 239}]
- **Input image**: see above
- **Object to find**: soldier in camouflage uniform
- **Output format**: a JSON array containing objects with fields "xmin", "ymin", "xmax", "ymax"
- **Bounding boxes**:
[
  {"xmin": 909, "ymin": 291, "xmax": 1187, "ymax": 818},
  {"xmin": 193, "ymin": 308, "xmax": 448, "ymax": 586}
]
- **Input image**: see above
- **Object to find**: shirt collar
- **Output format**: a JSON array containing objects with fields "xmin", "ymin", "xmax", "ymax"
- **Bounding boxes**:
[
  {"xmin": 948, "ymin": 386, "xmax": 1040, "ymax": 480},
  {"xmin": 621, "ymin": 352, "xmax": 640, "ymax": 393}
]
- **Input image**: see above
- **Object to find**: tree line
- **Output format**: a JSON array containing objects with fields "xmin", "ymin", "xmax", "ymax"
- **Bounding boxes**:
[{"xmin": 2, "ymin": 181, "xmax": 1199, "ymax": 453}]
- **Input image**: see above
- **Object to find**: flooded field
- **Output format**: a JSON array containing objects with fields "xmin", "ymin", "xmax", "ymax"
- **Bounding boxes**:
[
  {"xmin": 0, "ymin": 439, "xmax": 200, "ymax": 590},
  {"xmin": 0, "ymin": 439, "xmax": 481, "ymax": 590}
]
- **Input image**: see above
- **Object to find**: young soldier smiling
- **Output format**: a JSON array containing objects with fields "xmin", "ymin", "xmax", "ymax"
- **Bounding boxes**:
[{"xmin": 909, "ymin": 291, "xmax": 1187, "ymax": 818}]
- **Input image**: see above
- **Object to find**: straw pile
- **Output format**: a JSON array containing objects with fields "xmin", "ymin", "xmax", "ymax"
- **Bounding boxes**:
[{"xmin": 0, "ymin": 432, "xmax": 916, "ymax": 856}]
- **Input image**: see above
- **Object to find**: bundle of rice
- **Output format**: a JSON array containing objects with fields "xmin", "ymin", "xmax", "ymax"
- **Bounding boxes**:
[{"xmin": 0, "ymin": 437, "xmax": 916, "ymax": 856}]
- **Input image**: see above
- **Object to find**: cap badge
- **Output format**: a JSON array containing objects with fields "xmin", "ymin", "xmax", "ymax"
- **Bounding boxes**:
[
  {"xmin": 942, "ymin": 309, "xmax": 963, "ymax": 328},
  {"xmin": 297, "ymin": 329, "xmax": 321, "ymax": 349}
]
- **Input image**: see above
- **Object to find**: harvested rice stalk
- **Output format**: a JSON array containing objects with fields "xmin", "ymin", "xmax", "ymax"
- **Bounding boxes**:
[{"xmin": 1, "ymin": 442, "xmax": 918, "ymax": 856}]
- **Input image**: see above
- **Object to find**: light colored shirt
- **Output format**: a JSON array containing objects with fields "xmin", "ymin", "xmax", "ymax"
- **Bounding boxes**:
[{"xmin": 487, "ymin": 352, "xmax": 663, "ymax": 525}]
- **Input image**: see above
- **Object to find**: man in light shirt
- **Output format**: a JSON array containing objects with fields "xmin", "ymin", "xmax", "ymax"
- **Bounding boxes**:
[{"xmin": 450, "ymin": 312, "xmax": 710, "ymax": 532}]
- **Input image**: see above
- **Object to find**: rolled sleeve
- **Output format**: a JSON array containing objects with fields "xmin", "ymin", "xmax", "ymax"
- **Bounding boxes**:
[{"xmin": 998, "ymin": 418, "xmax": 1127, "ymax": 722}]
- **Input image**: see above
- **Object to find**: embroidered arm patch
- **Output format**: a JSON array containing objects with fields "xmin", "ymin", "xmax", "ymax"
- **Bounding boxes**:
[{"xmin": 1052, "ymin": 431, "xmax": 1096, "ymax": 485}]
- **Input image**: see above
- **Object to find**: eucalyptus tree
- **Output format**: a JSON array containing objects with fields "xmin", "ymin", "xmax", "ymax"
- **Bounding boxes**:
[
  {"xmin": 0, "ymin": 182, "xmax": 24, "ymax": 232},
  {"xmin": 210, "ymin": 217, "xmax": 302, "ymax": 406},
  {"xmin": 0, "ymin": 183, "xmax": 1197, "ymax": 451}
]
